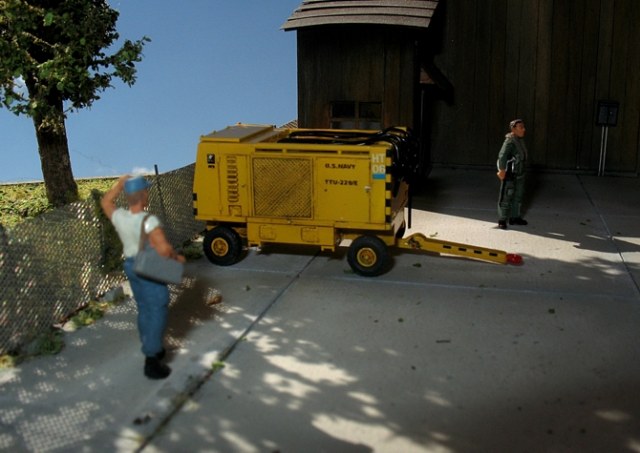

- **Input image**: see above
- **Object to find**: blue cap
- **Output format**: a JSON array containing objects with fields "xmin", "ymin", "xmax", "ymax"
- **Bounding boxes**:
[{"xmin": 124, "ymin": 176, "xmax": 151, "ymax": 194}]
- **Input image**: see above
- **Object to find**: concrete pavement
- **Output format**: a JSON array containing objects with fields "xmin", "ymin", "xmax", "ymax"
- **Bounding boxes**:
[{"xmin": 1, "ymin": 168, "xmax": 639, "ymax": 452}]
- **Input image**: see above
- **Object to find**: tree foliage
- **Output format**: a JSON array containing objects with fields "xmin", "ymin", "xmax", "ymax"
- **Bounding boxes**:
[{"xmin": 0, "ymin": 0, "xmax": 149, "ymax": 206}]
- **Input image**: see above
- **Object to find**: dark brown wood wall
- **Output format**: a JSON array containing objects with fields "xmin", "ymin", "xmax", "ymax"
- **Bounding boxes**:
[
  {"xmin": 296, "ymin": 26, "xmax": 418, "ymax": 130},
  {"xmin": 431, "ymin": 0, "xmax": 640, "ymax": 173}
]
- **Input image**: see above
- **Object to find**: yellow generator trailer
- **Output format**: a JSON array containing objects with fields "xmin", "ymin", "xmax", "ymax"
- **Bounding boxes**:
[{"xmin": 193, "ymin": 123, "xmax": 522, "ymax": 276}]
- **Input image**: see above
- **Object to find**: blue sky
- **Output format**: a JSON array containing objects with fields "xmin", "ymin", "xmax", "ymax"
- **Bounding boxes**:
[{"xmin": 1, "ymin": 0, "xmax": 301, "ymax": 182}]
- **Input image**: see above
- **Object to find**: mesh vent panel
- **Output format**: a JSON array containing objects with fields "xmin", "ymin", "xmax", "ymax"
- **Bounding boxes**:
[{"xmin": 253, "ymin": 158, "xmax": 312, "ymax": 217}]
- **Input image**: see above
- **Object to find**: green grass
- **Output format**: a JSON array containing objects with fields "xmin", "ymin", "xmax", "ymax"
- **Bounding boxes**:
[
  {"xmin": 0, "ymin": 327, "xmax": 65, "ymax": 369},
  {"xmin": 0, "ymin": 178, "xmax": 116, "ymax": 228},
  {"xmin": 0, "ymin": 279, "xmax": 127, "ymax": 368}
]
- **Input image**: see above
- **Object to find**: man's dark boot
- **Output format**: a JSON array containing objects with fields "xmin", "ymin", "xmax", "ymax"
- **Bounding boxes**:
[
  {"xmin": 498, "ymin": 220, "xmax": 507, "ymax": 229},
  {"xmin": 144, "ymin": 357, "xmax": 171, "ymax": 379},
  {"xmin": 509, "ymin": 217, "xmax": 528, "ymax": 226}
]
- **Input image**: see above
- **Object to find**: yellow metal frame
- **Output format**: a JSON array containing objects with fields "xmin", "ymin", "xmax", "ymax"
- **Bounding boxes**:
[
  {"xmin": 193, "ymin": 123, "xmax": 403, "ymax": 252},
  {"xmin": 397, "ymin": 233, "xmax": 513, "ymax": 265}
]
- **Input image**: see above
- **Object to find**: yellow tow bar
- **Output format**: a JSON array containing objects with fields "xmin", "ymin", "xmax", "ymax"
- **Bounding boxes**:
[{"xmin": 397, "ymin": 233, "xmax": 523, "ymax": 265}]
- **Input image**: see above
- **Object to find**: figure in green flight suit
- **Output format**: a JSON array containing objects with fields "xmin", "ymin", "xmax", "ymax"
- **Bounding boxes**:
[{"xmin": 496, "ymin": 119, "xmax": 528, "ymax": 229}]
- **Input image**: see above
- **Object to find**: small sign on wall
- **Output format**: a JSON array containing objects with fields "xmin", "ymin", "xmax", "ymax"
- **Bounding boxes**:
[{"xmin": 596, "ymin": 100, "xmax": 619, "ymax": 127}]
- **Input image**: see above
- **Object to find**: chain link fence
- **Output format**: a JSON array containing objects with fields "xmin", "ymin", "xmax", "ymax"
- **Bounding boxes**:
[{"xmin": 0, "ymin": 164, "xmax": 204, "ymax": 355}]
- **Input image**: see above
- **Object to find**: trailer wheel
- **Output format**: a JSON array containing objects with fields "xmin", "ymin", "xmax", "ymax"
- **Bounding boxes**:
[
  {"xmin": 203, "ymin": 226, "xmax": 242, "ymax": 266},
  {"xmin": 347, "ymin": 235, "xmax": 389, "ymax": 277}
]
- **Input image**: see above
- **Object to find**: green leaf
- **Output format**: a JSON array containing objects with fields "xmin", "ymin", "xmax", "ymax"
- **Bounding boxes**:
[
  {"xmin": 44, "ymin": 12, "xmax": 54, "ymax": 26},
  {"xmin": 211, "ymin": 361, "xmax": 226, "ymax": 372}
]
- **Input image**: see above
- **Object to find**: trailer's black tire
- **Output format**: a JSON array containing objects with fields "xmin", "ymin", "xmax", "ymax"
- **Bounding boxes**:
[
  {"xmin": 347, "ymin": 235, "xmax": 389, "ymax": 277},
  {"xmin": 203, "ymin": 226, "xmax": 242, "ymax": 266}
]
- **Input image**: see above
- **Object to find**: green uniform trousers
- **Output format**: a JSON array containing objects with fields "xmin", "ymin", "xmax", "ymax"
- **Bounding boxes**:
[{"xmin": 498, "ymin": 174, "xmax": 525, "ymax": 220}]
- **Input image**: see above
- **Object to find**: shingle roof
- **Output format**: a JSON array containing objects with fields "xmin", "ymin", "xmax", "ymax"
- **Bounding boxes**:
[{"xmin": 282, "ymin": 0, "xmax": 439, "ymax": 30}]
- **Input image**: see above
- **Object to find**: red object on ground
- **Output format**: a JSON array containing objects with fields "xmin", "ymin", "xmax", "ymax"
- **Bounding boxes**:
[{"xmin": 506, "ymin": 254, "xmax": 524, "ymax": 265}]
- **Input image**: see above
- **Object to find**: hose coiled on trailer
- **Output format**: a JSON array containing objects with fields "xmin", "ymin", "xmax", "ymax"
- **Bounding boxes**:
[{"xmin": 278, "ymin": 127, "xmax": 420, "ymax": 183}]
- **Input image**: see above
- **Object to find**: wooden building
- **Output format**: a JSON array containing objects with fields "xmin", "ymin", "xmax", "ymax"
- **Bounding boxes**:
[
  {"xmin": 282, "ymin": 0, "xmax": 446, "ymax": 177},
  {"xmin": 283, "ymin": 0, "xmax": 640, "ymax": 176}
]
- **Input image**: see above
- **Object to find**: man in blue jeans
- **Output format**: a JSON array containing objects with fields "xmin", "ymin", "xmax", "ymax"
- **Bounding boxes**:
[{"xmin": 101, "ymin": 175, "xmax": 185, "ymax": 379}]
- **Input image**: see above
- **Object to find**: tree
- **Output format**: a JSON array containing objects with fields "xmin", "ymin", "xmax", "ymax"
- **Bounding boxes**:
[{"xmin": 0, "ymin": 0, "xmax": 149, "ymax": 206}]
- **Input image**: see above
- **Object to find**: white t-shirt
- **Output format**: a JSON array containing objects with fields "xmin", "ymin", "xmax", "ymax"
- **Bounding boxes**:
[{"xmin": 111, "ymin": 209, "xmax": 161, "ymax": 258}]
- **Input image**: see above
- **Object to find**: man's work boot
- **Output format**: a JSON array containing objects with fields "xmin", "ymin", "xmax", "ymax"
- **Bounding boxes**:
[{"xmin": 144, "ymin": 357, "xmax": 171, "ymax": 379}]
